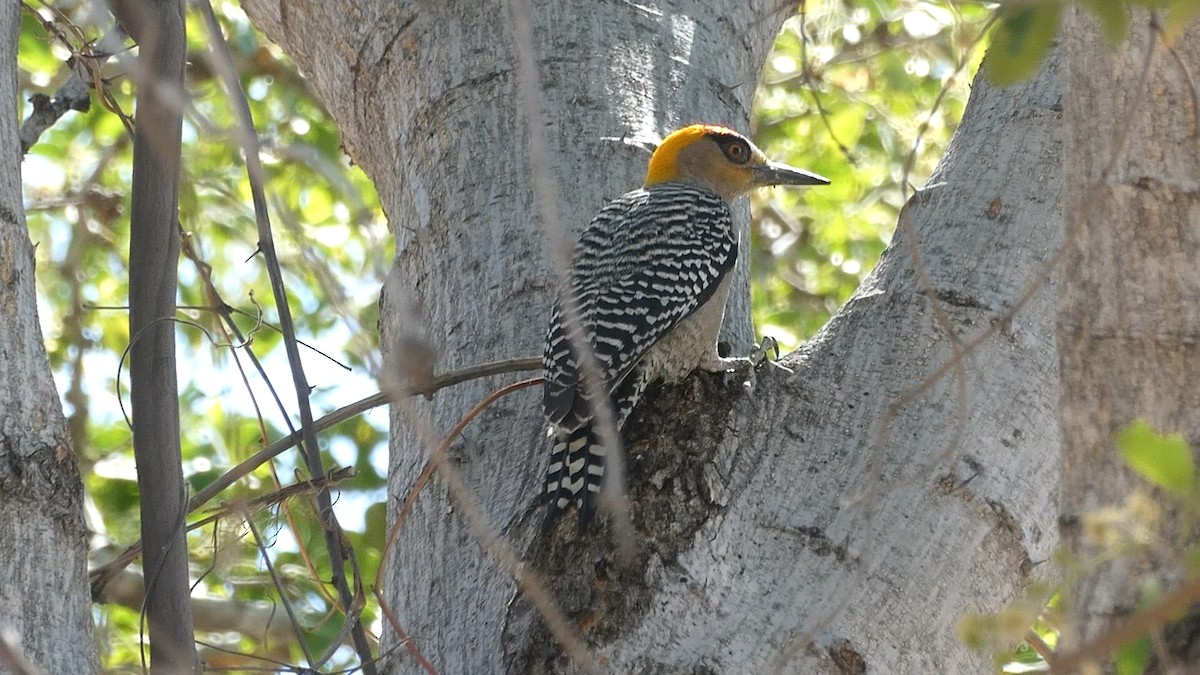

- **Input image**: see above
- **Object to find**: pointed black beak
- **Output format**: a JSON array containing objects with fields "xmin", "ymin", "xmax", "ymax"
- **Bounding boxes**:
[{"xmin": 753, "ymin": 161, "xmax": 830, "ymax": 187}]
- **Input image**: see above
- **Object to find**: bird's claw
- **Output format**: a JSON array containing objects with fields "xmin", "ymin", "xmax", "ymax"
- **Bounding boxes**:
[
  {"xmin": 751, "ymin": 336, "xmax": 780, "ymax": 368},
  {"xmin": 707, "ymin": 336, "xmax": 787, "ymax": 391}
]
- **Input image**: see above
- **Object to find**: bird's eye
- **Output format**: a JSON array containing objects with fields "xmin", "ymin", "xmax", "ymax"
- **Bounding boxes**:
[{"xmin": 723, "ymin": 139, "xmax": 750, "ymax": 164}]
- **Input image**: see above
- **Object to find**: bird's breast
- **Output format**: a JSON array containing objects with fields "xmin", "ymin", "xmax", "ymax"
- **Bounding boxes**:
[{"xmin": 639, "ymin": 273, "xmax": 733, "ymax": 382}]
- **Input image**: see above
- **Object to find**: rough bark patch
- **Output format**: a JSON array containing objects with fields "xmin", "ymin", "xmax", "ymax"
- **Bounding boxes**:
[{"xmin": 505, "ymin": 373, "xmax": 740, "ymax": 673}]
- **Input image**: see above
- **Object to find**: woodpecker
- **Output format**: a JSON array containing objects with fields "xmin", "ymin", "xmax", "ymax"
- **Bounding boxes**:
[{"xmin": 541, "ymin": 124, "xmax": 828, "ymax": 530}]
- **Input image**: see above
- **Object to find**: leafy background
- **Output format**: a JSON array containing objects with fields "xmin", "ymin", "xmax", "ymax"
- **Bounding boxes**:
[{"xmin": 18, "ymin": 0, "xmax": 1040, "ymax": 670}]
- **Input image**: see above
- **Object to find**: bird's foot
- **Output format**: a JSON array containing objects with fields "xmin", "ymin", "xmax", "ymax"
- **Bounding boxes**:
[
  {"xmin": 751, "ymin": 336, "xmax": 781, "ymax": 368},
  {"xmin": 701, "ymin": 337, "xmax": 788, "ymax": 391}
]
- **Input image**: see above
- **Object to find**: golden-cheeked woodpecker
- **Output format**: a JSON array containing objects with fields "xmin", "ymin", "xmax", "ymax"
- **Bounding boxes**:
[{"xmin": 541, "ymin": 124, "xmax": 829, "ymax": 529}]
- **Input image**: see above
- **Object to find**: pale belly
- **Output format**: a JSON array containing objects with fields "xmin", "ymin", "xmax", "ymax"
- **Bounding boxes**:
[{"xmin": 638, "ymin": 274, "xmax": 732, "ymax": 382}]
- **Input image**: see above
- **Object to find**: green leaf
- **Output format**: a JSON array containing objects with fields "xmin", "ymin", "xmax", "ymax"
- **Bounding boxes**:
[
  {"xmin": 1117, "ymin": 420, "xmax": 1195, "ymax": 495},
  {"xmin": 1115, "ymin": 634, "xmax": 1151, "ymax": 675},
  {"xmin": 90, "ymin": 477, "xmax": 140, "ymax": 515},
  {"xmin": 1162, "ymin": 0, "xmax": 1200, "ymax": 44},
  {"xmin": 985, "ymin": 2, "xmax": 1063, "ymax": 86},
  {"xmin": 1128, "ymin": 0, "xmax": 1179, "ymax": 9},
  {"xmin": 1080, "ymin": 0, "xmax": 1131, "ymax": 44}
]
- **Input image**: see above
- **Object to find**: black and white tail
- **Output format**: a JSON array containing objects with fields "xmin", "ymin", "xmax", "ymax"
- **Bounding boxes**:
[
  {"xmin": 542, "ymin": 423, "xmax": 605, "ymax": 531},
  {"xmin": 541, "ymin": 368, "xmax": 647, "ymax": 532}
]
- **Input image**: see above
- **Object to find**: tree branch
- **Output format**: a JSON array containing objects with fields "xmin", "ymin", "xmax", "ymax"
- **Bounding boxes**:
[
  {"xmin": 89, "ymin": 356, "xmax": 542, "ymax": 600},
  {"xmin": 195, "ymin": 0, "xmax": 376, "ymax": 666},
  {"xmin": 1053, "ymin": 577, "xmax": 1200, "ymax": 672},
  {"xmin": 109, "ymin": 0, "xmax": 198, "ymax": 669}
]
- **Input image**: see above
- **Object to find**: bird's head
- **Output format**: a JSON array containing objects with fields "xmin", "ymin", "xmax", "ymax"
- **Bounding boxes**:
[{"xmin": 644, "ymin": 124, "xmax": 828, "ymax": 201}]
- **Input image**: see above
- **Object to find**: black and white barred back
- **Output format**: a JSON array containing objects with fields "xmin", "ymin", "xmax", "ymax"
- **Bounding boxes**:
[{"xmin": 541, "ymin": 183, "xmax": 737, "ymax": 529}]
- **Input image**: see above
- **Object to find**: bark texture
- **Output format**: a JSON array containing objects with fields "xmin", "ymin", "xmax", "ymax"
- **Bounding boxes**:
[
  {"xmin": 238, "ymin": 2, "xmax": 1065, "ymax": 671},
  {"xmin": 1060, "ymin": 8, "xmax": 1200, "ymax": 668},
  {"xmin": 515, "ymin": 52, "xmax": 1065, "ymax": 675},
  {"xmin": 241, "ymin": 1, "xmax": 788, "ymax": 670},
  {"xmin": 0, "ymin": 3, "xmax": 99, "ymax": 672}
]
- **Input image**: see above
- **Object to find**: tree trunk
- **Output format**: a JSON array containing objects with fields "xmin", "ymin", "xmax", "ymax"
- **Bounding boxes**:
[
  {"xmin": 526, "ymin": 48, "xmax": 1064, "ymax": 675},
  {"xmin": 0, "ymin": 3, "xmax": 99, "ymax": 672},
  {"xmin": 1060, "ymin": 7, "xmax": 1200, "ymax": 668},
  {"xmin": 240, "ymin": 2, "xmax": 1064, "ymax": 671}
]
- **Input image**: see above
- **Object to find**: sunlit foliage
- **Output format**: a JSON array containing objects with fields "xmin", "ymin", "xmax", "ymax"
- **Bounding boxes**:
[
  {"xmin": 22, "ymin": 1, "xmax": 389, "ymax": 667},
  {"xmin": 752, "ymin": 1, "xmax": 991, "ymax": 347},
  {"xmin": 19, "ymin": 0, "xmax": 1005, "ymax": 669}
]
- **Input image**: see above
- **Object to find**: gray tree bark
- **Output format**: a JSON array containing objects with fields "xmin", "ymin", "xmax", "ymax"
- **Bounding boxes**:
[
  {"xmin": 1060, "ymin": 8, "xmax": 1200, "ymax": 670},
  {"xmin": 240, "ymin": 1, "xmax": 1064, "ymax": 672},
  {"xmin": 0, "ymin": 3, "xmax": 99, "ymax": 672}
]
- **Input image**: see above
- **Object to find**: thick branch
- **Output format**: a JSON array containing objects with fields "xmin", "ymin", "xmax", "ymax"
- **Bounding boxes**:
[{"xmin": 111, "ymin": 0, "xmax": 198, "ymax": 669}]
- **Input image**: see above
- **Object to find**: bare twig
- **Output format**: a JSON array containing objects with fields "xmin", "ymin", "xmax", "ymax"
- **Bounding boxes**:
[
  {"xmin": 18, "ymin": 8, "xmax": 124, "ymax": 154},
  {"xmin": 505, "ymin": 0, "xmax": 635, "ymax": 565},
  {"xmin": 377, "ymin": 378, "xmax": 541, "ymax": 580},
  {"xmin": 1053, "ymin": 577, "xmax": 1200, "ymax": 673},
  {"xmin": 795, "ymin": 1, "xmax": 856, "ymax": 165},
  {"xmin": 91, "ymin": 468, "xmax": 355, "ymax": 600},
  {"xmin": 243, "ymin": 509, "xmax": 316, "ymax": 667},
  {"xmin": 374, "ymin": 378, "xmax": 541, "ymax": 674},
  {"xmin": 196, "ymin": 0, "xmax": 375, "ymax": 666},
  {"xmin": 373, "ymin": 598, "xmax": 439, "ymax": 675},
  {"xmin": 1162, "ymin": 41, "xmax": 1200, "ymax": 141},
  {"xmin": 1025, "ymin": 629, "xmax": 1058, "ymax": 669},
  {"xmin": 89, "ymin": 357, "xmax": 541, "ymax": 599},
  {"xmin": 385, "ymin": 391, "xmax": 604, "ymax": 675},
  {"xmin": 189, "ymin": 467, "xmax": 356, "ymax": 531},
  {"xmin": 771, "ymin": 12, "xmax": 996, "ymax": 671}
]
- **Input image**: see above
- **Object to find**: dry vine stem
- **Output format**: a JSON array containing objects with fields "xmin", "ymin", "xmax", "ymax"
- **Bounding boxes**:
[
  {"xmin": 1052, "ymin": 577, "xmax": 1200, "ymax": 672},
  {"xmin": 373, "ymin": 377, "xmax": 540, "ymax": 674},
  {"xmin": 384, "ymin": 373, "xmax": 603, "ymax": 673},
  {"xmin": 88, "ymin": 356, "xmax": 540, "ymax": 600}
]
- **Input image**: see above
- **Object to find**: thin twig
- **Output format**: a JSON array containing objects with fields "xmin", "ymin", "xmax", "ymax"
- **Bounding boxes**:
[
  {"xmin": 373, "ymin": 595, "xmax": 438, "ymax": 675},
  {"xmin": 1024, "ymin": 629, "xmax": 1058, "ymax": 669},
  {"xmin": 377, "ymin": 378, "xmax": 542, "ymax": 582},
  {"xmin": 89, "ymin": 357, "xmax": 541, "ymax": 599},
  {"xmin": 385, "ymin": 391, "xmax": 604, "ymax": 675},
  {"xmin": 197, "ymin": 0, "xmax": 375, "ymax": 666},
  {"xmin": 796, "ymin": 1, "xmax": 856, "ymax": 165},
  {"xmin": 91, "ymin": 469, "xmax": 355, "ymax": 599},
  {"xmin": 505, "ymin": 0, "xmax": 636, "ymax": 566},
  {"xmin": 771, "ymin": 12, "xmax": 995, "ymax": 671},
  {"xmin": 18, "ymin": 7, "xmax": 124, "ymax": 154},
  {"xmin": 1162, "ymin": 41, "xmax": 1200, "ymax": 141},
  {"xmin": 374, "ymin": 379, "xmax": 541, "ymax": 674},
  {"xmin": 192, "ymin": 638, "xmax": 293, "ymax": 670},
  {"xmin": 89, "ymin": 299, "xmax": 354, "ymax": 372},
  {"xmin": 1053, "ymin": 577, "xmax": 1200, "ymax": 673},
  {"xmin": 188, "ymin": 467, "xmax": 356, "ymax": 531},
  {"xmin": 243, "ymin": 510, "xmax": 316, "ymax": 667}
]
